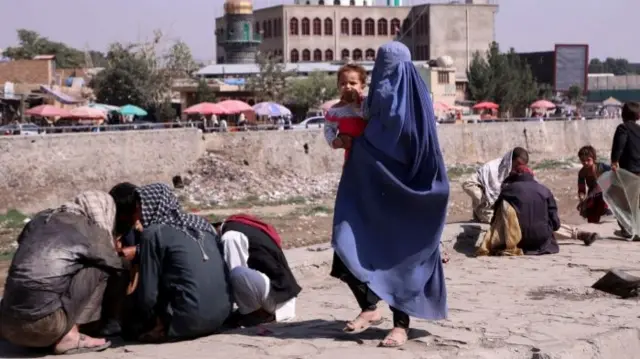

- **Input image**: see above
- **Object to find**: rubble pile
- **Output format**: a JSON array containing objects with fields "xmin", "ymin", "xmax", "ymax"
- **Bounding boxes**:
[{"xmin": 177, "ymin": 151, "xmax": 341, "ymax": 207}]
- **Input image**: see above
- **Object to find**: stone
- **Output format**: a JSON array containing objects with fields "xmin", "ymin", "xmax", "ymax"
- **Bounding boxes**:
[{"xmin": 592, "ymin": 268, "xmax": 640, "ymax": 298}]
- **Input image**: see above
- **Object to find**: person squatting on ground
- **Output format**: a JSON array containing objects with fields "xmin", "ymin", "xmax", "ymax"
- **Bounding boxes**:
[{"xmin": 576, "ymin": 145, "xmax": 611, "ymax": 224}]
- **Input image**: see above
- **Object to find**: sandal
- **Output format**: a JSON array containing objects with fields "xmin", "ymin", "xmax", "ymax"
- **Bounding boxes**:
[
  {"xmin": 379, "ymin": 327, "xmax": 409, "ymax": 348},
  {"xmin": 54, "ymin": 334, "xmax": 111, "ymax": 355},
  {"xmin": 343, "ymin": 313, "xmax": 383, "ymax": 334}
]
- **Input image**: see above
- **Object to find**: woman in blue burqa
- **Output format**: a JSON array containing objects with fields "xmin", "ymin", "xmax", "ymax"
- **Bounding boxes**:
[{"xmin": 330, "ymin": 41, "xmax": 449, "ymax": 348}]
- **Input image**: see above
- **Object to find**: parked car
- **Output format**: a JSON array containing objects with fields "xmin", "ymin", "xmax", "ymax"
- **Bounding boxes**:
[
  {"xmin": 292, "ymin": 116, "xmax": 325, "ymax": 130},
  {"xmin": 1, "ymin": 123, "xmax": 40, "ymax": 135}
]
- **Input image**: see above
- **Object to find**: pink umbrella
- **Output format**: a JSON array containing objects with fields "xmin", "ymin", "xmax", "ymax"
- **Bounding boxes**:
[
  {"xmin": 433, "ymin": 101, "xmax": 451, "ymax": 111},
  {"xmin": 70, "ymin": 106, "xmax": 107, "ymax": 119},
  {"xmin": 217, "ymin": 100, "xmax": 253, "ymax": 114},
  {"xmin": 530, "ymin": 99, "xmax": 556, "ymax": 109},
  {"xmin": 321, "ymin": 99, "xmax": 340, "ymax": 113},
  {"xmin": 183, "ymin": 102, "xmax": 229, "ymax": 115},
  {"xmin": 472, "ymin": 101, "xmax": 499, "ymax": 110},
  {"xmin": 25, "ymin": 105, "xmax": 72, "ymax": 118}
]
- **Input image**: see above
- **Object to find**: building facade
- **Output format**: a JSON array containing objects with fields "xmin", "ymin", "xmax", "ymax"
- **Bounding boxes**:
[
  {"xmin": 216, "ymin": 0, "xmax": 263, "ymax": 64},
  {"xmin": 215, "ymin": 1, "xmax": 497, "ymax": 73}
]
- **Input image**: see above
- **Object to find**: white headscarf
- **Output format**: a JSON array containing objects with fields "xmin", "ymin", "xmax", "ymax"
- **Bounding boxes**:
[{"xmin": 477, "ymin": 150, "xmax": 513, "ymax": 205}]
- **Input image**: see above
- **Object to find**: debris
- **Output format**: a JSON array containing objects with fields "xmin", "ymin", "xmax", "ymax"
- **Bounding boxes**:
[{"xmin": 592, "ymin": 268, "xmax": 640, "ymax": 298}]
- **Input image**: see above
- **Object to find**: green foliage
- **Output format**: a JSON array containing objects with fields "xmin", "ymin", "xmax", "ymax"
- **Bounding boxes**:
[
  {"xmin": 194, "ymin": 78, "xmax": 217, "ymax": 103},
  {"xmin": 566, "ymin": 85, "xmax": 585, "ymax": 106},
  {"xmin": 244, "ymin": 52, "xmax": 291, "ymax": 103},
  {"xmin": 154, "ymin": 101, "xmax": 177, "ymax": 122},
  {"xmin": 589, "ymin": 58, "xmax": 639, "ymax": 75},
  {"xmin": 165, "ymin": 40, "xmax": 199, "ymax": 78},
  {"xmin": 2, "ymin": 29, "xmax": 105, "ymax": 68},
  {"xmin": 466, "ymin": 42, "xmax": 539, "ymax": 117},
  {"xmin": 287, "ymin": 71, "xmax": 339, "ymax": 109}
]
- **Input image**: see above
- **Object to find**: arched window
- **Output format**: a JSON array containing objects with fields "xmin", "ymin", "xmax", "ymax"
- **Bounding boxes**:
[
  {"xmin": 352, "ymin": 18, "xmax": 362, "ymax": 35},
  {"xmin": 302, "ymin": 49, "xmax": 311, "ymax": 61},
  {"xmin": 341, "ymin": 49, "xmax": 350, "ymax": 60},
  {"xmin": 390, "ymin": 18, "xmax": 400, "ymax": 36},
  {"xmin": 353, "ymin": 48, "xmax": 363, "ymax": 61},
  {"xmin": 266, "ymin": 20, "xmax": 273, "ymax": 37},
  {"xmin": 365, "ymin": 49, "xmax": 375, "ymax": 61},
  {"xmin": 255, "ymin": 22, "xmax": 261, "ymax": 35},
  {"xmin": 290, "ymin": 49, "xmax": 299, "ymax": 63},
  {"xmin": 262, "ymin": 20, "xmax": 268, "ymax": 38},
  {"xmin": 313, "ymin": 18, "xmax": 322, "ymax": 35},
  {"xmin": 364, "ymin": 18, "xmax": 375, "ymax": 36},
  {"xmin": 301, "ymin": 18, "xmax": 310, "ymax": 35},
  {"xmin": 324, "ymin": 18, "xmax": 333, "ymax": 35},
  {"xmin": 313, "ymin": 49, "xmax": 323, "ymax": 61},
  {"xmin": 402, "ymin": 19, "xmax": 411, "ymax": 36},
  {"xmin": 377, "ymin": 18, "xmax": 388, "ymax": 36},
  {"xmin": 325, "ymin": 49, "xmax": 334, "ymax": 61},
  {"xmin": 340, "ymin": 18, "xmax": 349, "ymax": 35},
  {"xmin": 290, "ymin": 18, "xmax": 299, "ymax": 35}
]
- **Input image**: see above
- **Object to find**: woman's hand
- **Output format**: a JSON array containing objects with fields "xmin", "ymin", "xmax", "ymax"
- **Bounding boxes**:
[
  {"xmin": 118, "ymin": 246, "xmax": 137, "ymax": 262},
  {"xmin": 338, "ymin": 134, "xmax": 353, "ymax": 149},
  {"xmin": 331, "ymin": 137, "xmax": 344, "ymax": 149}
]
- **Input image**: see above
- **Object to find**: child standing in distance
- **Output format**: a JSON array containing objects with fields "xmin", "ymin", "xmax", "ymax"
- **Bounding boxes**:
[
  {"xmin": 324, "ymin": 64, "xmax": 368, "ymax": 162},
  {"xmin": 576, "ymin": 145, "xmax": 611, "ymax": 223},
  {"xmin": 611, "ymin": 101, "xmax": 640, "ymax": 238}
]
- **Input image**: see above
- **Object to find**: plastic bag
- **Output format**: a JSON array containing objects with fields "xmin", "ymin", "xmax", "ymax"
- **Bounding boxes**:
[{"xmin": 598, "ymin": 169, "xmax": 640, "ymax": 235}]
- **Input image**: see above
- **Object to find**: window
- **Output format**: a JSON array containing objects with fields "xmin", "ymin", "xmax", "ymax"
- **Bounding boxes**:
[
  {"xmin": 334, "ymin": 0, "xmax": 340, "ymax": 4},
  {"xmin": 313, "ymin": 49, "xmax": 322, "ymax": 61},
  {"xmin": 352, "ymin": 18, "xmax": 362, "ymax": 35},
  {"xmin": 266, "ymin": 20, "xmax": 273, "ymax": 38},
  {"xmin": 242, "ymin": 22, "xmax": 250, "ymax": 41},
  {"xmin": 324, "ymin": 18, "xmax": 333, "ymax": 35},
  {"xmin": 364, "ymin": 18, "xmax": 374, "ymax": 36},
  {"xmin": 437, "ymin": 71, "xmax": 450, "ymax": 84},
  {"xmin": 256, "ymin": 22, "xmax": 261, "ymax": 35},
  {"xmin": 273, "ymin": 19, "xmax": 280, "ymax": 37},
  {"xmin": 402, "ymin": 19, "xmax": 411, "ymax": 36},
  {"xmin": 302, "ymin": 49, "xmax": 311, "ymax": 61},
  {"xmin": 262, "ymin": 20, "xmax": 268, "ymax": 38},
  {"xmin": 340, "ymin": 18, "xmax": 349, "ymax": 35},
  {"xmin": 319, "ymin": 0, "xmax": 325, "ymax": 3},
  {"xmin": 390, "ymin": 18, "xmax": 400, "ymax": 35},
  {"xmin": 341, "ymin": 49, "xmax": 350, "ymax": 60},
  {"xmin": 325, "ymin": 49, "xmax": 334, "ymax": 61},
  {"xmin": 290, "ymin": 49, "xmax": 299, "ymax": 62},
  {"xmin": 350, "ymin": 0, "xmax": 355, "ymax": 4},
  {"xmin": 377, "ymin": 19, "xmax": 388, "ymax": 36},
  {"xmin": 365, "ymin": 49, "xmax": 375, "ymax": 60},
  {"xmin": 290, "ymin": 18, "xmax": 299, "ymax": 35},
  {"xmin": 313, "ymin": 18, "xmax": 322, "ymax": 35},
  {"xmin": 301, "ymin": 18, "xmax": 310, "ymax": 35},
  {"xmin": 353, "ymin": 48, "xmax": 362, "ymax": 61}
]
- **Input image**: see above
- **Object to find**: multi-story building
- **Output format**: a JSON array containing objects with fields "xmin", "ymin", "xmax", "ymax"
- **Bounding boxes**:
[{"xmin": 215, "ymin": 0, "xmax": 497, "ymax": 73}]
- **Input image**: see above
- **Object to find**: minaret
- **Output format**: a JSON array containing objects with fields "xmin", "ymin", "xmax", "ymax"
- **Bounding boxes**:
[{"xmin": 216, "ymin": 0, "xmax": 261, "ymax": 64}]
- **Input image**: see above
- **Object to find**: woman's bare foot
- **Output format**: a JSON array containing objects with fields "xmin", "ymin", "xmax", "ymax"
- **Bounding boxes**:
[
  {"xmin": 54, "ymin": 325, "xmax": 111, "ymax": 355},
  {"xmin": 343, "ymin": 309, "xmax": 383, "ymax": 334},
  {"xmin": 379, "ymin": 327, "xmax": 409, "ymax": 348}
]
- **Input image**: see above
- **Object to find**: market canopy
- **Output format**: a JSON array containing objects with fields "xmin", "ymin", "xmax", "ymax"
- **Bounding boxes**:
[
  {"xmin": 70, "ymin": 106, "xmax": 107, "ymax": 119},
  {"xmin": 217, "ymin": 100, "xmax": 253, "ymax": 114},
  {"xmin": 183, "ymin": 102, "xmax": 228, "ymax": 115},
  {"xmin": 602, "ymin": 97, "xmax": 622, "ymax": 107},
  {"xmin": 89, "ymin": 103, "xmax": 120, "ymax": 113},
  {"xmin": 472, "ymin": 101, "xmax": 499, "ymax": 110},
  {"xmin": 118, "ymin": 104, "xmax": 147, "ymax": 116},
  {"xmin": 25, "ymin": 104, "xmax": 72, "ymax": 118},
  {"xmin": 530, "ymin": 99, "xmax": 556, "ymax": 109},
  {"xmin": 252, "ymin": 102, "xmax": 291, "ymax": 117}
]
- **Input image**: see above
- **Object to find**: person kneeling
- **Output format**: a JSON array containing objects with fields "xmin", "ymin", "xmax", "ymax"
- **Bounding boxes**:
[
  {"xmin": 0, "ymin": 191, "xmax": 125, "ymax": 355},
  {"xmin": 476, "ymin": 148, "xmax": 599, "ymax": 256},
  {"xmin": 214, "ymin": 214, "xmax": 301, "ymax": 327}
]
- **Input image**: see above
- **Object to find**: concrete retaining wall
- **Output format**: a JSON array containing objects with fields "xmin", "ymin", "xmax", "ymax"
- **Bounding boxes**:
[{"xmin": 0, "ymin": 119, "xmax": 620, "ymax": 214}]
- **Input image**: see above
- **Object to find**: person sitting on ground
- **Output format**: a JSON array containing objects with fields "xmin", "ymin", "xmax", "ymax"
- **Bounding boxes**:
[
  {"xmin": 462, "ymin": 149, "xmax": 516, "ymax": 223},
  {"xmin": 213, "ymin": 214, "xmax": 301, "ymax": 327},
  {"xmin": 611, "ymin": 101, "xmax": 640, "ymax": 239},
  {"xmin": 110, "ymin": 183, "xmax": 233, "ymax": 342},
  {"xmin": 476, "ymin": 147, "xmax": 600, "ymax": 256},
  {"xmin": 0, "ymin": 191, "xmax": 125, "ymax": 355},
  {"xmin": 576, "ymin": 145, "xmax": 611, "ymax": 223}
]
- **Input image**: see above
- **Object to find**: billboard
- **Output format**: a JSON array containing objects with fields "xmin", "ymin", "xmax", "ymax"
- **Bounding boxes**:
[{"xmin": 554, "ymin": 44, "xmax": 589, "ymax": 92}]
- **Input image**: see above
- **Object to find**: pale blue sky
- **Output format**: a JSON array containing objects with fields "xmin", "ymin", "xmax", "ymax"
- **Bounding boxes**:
[{"xmin": 0, "ymin": 0, "xmax": 637, "ymax": 62}]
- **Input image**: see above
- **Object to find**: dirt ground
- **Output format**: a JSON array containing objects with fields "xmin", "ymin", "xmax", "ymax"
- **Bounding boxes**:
[{"xmin": 0, "ymin": 166, "xmax": 585, "ymax": 292}]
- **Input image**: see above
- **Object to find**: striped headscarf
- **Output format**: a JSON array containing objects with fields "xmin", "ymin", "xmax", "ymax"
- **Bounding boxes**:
[
  {"xmin": 136, "ymin": 183, "xmax": 215, "ymax": 260},
  {"xmin": 57, "ymin": 190, "xmax": 117, "ymax": 236}
]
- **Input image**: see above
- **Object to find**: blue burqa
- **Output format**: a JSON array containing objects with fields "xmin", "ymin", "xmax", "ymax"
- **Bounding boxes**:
[{"xmin": 332, "ymin": 41, "xmax": 449, "ymax": 320}]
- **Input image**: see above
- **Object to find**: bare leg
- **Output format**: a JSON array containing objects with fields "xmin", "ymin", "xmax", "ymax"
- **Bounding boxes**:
[{"xmin": 53, "ymin": 325, "xmax": 110, "ymax": 354}]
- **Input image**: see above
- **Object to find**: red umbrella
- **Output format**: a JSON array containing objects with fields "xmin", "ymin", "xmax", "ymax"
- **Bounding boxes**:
[
  {"xmin": 70, "ymin": 106, "xmax": 107, "ymax": 119},
  {"xmin": 530, "ymin": 100, "xmax": 556, "ymax": 109},
  {"xmin": 472, "ymin": 101, "xmax": 499, "ymax": 110},
  {"xmin": 217, "ymin": 100, "xmax": 253, "ymax": 114},
  {"xmin": 433, "ymin": 101, "xmax": 452, "ymax": 111},
  {"xmin": 25, "ymin": 105, "xmax": 72, "ymax": 118},
  {"xmin": 183, "ymin": 102, "xmax": 229, "ymax": 115}
]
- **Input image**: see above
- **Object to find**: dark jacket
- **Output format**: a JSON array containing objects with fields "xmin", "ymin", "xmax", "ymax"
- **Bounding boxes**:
[
  {"xmin": 1, "ymin": 211, "xmax": 124, "ymax": 321},
  {"xmin": 221, "ymin": 221, "xmax": 301, "ymax": 304},
  {"xmin": 127, "ymin": 224, "xmax": 232, "ymax": 340},
  {"xmin": 611, "ymin": 121, "xmax": 640, "ymax": 173},
  {"xmin": 496, "ymin": 173, "xmax": 560, "ymax": 255}
]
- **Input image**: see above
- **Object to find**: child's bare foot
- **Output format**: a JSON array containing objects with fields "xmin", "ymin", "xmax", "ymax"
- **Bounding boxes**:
[
  {"xmin": 343, "ymin": 309, "xmax": 383, "ymax": 334},
  {"xmin": 54, "ymin": 325, "xmax": 110, "ymax": 355}
]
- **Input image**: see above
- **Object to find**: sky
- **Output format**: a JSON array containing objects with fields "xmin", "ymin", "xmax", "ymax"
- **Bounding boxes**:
[{"xmin": 0, "ymin": 0, "xmax": 637, "ymax": 63}]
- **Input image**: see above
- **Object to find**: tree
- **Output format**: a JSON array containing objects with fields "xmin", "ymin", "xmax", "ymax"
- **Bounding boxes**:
[
  {"xmin": 2, "ymin": 29, "xmax": 105, "ymax": 68},
  {"xmin": 194, "ymin": 78, "xmax": 217, "ymax": 103},
  {"xmin": 566, "ymin": 85, "xmax": 585, "ymax": 107},
  {"xmin": 466, "ymin": 42, "xmax": 539, "ymax": 117},
  {"xmin": 165, "ymin": 40, "xmax": 199, "ymax": 78},
  {"xmin": 589, "ymin": 57, "xmax": 637, "ymax": 75},
  {"xmin": 244, "ymin": 52, "xmax": 291, "ymax": 103},
  {"xmin": 287, "ymin": 71, "xmax": 339, "ymax": 109}
]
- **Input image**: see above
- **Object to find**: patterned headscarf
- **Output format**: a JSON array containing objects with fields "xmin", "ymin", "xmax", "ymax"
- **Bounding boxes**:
[
  {"xmin": 136, "ymin": 183, "xmax": 215, "ymax": 260},
  {"xmin": 57, "ymin": 190, "xmax": 117, "ymax": 236}
]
